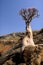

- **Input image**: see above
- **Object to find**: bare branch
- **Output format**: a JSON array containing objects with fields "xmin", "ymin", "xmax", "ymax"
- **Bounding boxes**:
[{"xmin": 19, "ymin": 8, "xmax": 39, "ymax": 23}]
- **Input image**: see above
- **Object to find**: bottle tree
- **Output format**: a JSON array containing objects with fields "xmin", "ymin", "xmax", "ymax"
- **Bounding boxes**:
[{"xmin": 20, "ymin": 8, "xmax": 39, "ymax": 31}]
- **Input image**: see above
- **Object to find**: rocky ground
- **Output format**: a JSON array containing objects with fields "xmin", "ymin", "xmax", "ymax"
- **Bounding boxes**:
[{"xmin": 0, "ymin": 28, "xmax": 43, "ymax": 65}]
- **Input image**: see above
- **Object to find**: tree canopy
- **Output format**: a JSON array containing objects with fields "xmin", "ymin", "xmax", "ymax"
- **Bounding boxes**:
[{"xmin": 20, "ymin": 8, "xmax": 39, "ymax": 23}]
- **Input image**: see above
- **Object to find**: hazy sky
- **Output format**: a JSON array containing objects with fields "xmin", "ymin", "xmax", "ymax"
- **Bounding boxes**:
[{"xmin": 0, "ymin": 0, "xmax": 43, "ymax": 36}]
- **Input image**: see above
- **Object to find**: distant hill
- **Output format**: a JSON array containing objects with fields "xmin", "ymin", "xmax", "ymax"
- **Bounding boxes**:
[{"xmin": 0, "ymin": 28, "xmax": 43, "ymax": 45}]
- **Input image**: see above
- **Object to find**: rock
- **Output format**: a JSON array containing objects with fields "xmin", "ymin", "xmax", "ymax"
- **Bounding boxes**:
[{"xmin": 23, "ymin": 46, "xmax": 43, "ymax": 65}]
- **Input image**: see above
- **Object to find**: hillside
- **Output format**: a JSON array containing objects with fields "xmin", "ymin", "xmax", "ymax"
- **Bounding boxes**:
[
  {"xmin": 0, "ymin": 28, "xmax": 43, "ymax": 45},
  {"xmin": 0, "ymin": 28, "xmax": 43, "ymax": 65}
]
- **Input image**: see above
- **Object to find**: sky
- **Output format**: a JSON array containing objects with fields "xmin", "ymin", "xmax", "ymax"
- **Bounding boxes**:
[{"xmin": 0, "ymin": 0, "xmax": 43, "ymax": 36}]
